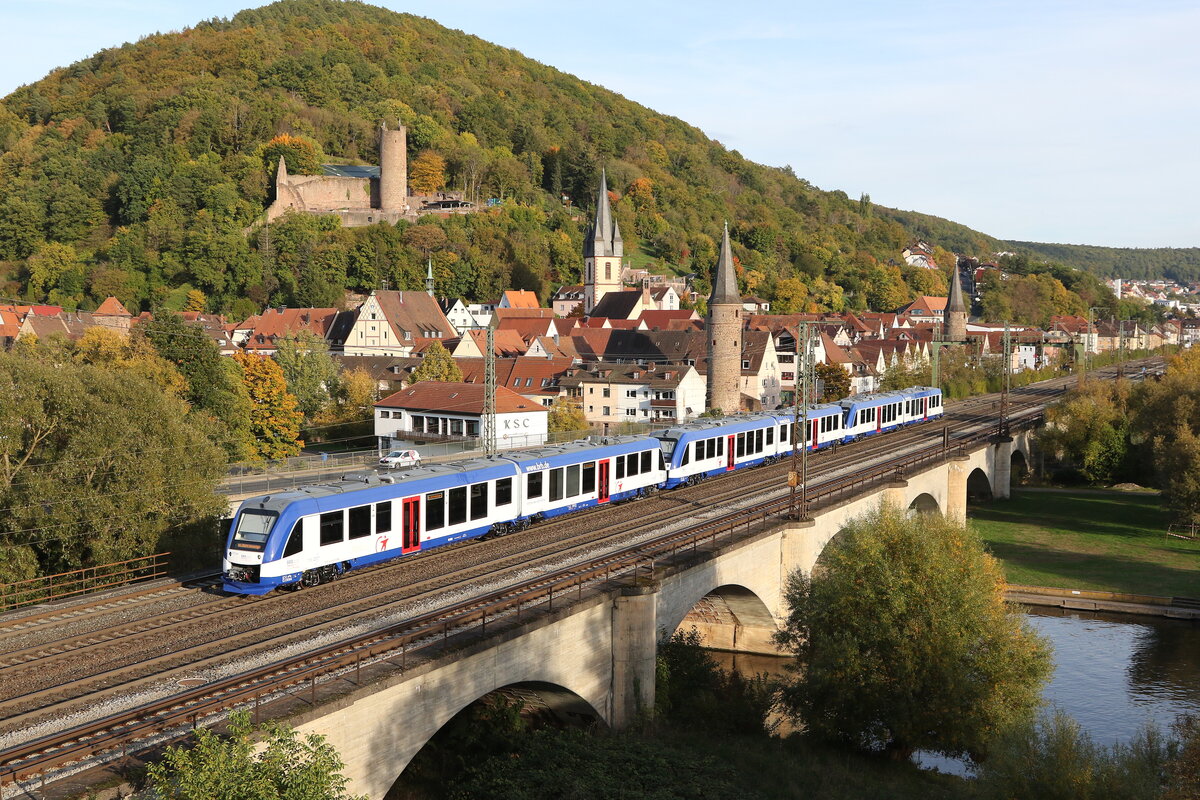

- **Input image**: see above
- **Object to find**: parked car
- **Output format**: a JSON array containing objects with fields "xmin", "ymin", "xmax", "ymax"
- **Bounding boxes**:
[{"xmin": 379, "ymin": 449, "xmax": 421, "ymax": 468}]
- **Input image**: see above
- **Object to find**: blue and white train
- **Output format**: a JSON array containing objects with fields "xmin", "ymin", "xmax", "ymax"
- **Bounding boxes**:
[{"xmin": 223, "ymin": 385, "xmax": 943, "ymax": 594}]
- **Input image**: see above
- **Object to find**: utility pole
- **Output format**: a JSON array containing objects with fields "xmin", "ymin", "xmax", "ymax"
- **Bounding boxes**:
[
  {"xmin": 789, "ymin": 322, "xmax": 813, "ymax": 520},
  {"xmin": 483, "ymin": 324, "xmax": 497, "ymax": 455},
  {"xmin": 999, "ymin": 321, "xmax": 1011, "ymax": 437}
]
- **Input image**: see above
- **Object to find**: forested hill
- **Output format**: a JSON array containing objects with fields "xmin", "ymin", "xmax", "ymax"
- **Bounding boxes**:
[{"xmin": 0, "ymin": 0, "xmax": 1189, "ymax": 321}]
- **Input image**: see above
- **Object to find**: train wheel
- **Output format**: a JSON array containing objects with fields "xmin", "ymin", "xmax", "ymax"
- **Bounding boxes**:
[{"xmin": 301, "ymin": 569, "xmax": 322, "ymax": 588}]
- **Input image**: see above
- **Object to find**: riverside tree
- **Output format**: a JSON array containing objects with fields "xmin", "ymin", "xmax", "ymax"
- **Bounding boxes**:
[
  {"xmin": 774, "ymin": 503, "xmax": 1051, "ymax": 760},
  {"xmin": 147, "ymin": 711, "xmax": 365, "ymax": 800},
  {"xmin": 233, "ymin": 352, "xmax": 304, "ymax": 461}
]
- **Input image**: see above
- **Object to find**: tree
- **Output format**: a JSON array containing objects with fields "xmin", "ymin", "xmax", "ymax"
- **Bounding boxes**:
[
  {"xmin": 233, "ymin": 352, "xmax": 304, "ymax": 461},
  {"xmin": 547, "ymin": 397, "xmax": 587, "ymax": 433},
  {"xmin": 408, "ymin": 149, "xmax": 447, "ymax": 195},
  {"xmin": 1039, "ymin": 380, "xmax": 1131, "ymax": 484},
  {"xmin": 0, "ymin": 351, "xmax": 225, "ymax": 575},
  {"xmin": 813, "ymin": 362, "xmax": 850, "ymax": 402},
  {"xmin": 408, "ymin": 340, "xmax": 462, "ymax": 384},
  {"xmin": 775, "ymin": 502, "xmax": 1051, "ymax": 760},
  {"xmin": 26, "ymin": 241, "xmax": 81, "ymax": 297},
  {"xmin": 260, "ymin": 133, "xmax": 323, "ymax": 175},
  {"xmin": 147, "ymin": 711, "xmax": 365, "ymax": 800},
  {"xmin": 74, "ymin": 326, "xmax": 188, "ymax": 399},
  {"xmin": 184, "ymin": 289, "xmax": 207, "ymax": 312},
  {"xmin": 272, "ymin": 332, "xmax": 340, "ymax": 421}
]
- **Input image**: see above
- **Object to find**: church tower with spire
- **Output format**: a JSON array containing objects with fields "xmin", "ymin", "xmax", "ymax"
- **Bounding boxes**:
[
  {"xmin": 583, "ymin": 169, "xmax": 623, "ymax": 314},
  {"xmin": 944, "ymin": 259, "xmax": 968, "ymax": 342},
  {"xmin": 707, "ymin": 223, "xmax": 743, "ymax": 414}
]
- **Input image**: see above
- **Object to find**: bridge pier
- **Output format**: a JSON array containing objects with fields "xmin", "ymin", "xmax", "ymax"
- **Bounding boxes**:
[
  {"xmin": 610, "ymin": 583, "xmax": 658, "ymax": 728},
  {"xmin": 882, "ymin": 479, "xmax": 908, "ymax": 509},
  {"xmin": 993, "ymin": 436, "xmax": 1013, "ymax": 500},
  {"xmin": 947, "ymin": 455, "xmax": 970, "ymax": 524}
]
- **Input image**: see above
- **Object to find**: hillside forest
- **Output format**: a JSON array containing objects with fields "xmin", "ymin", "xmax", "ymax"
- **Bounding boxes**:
[{"xmin": 0, "ymin": 0, "xmax": 1190, "ymax": 327}]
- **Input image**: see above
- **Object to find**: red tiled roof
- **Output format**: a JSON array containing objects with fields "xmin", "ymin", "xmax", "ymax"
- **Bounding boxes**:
[
  {"xmin": 374, "ymin": 291, "xmax": 457, "ymax": 341},
  {"xmin": 493, "ymin": 307, "xmax": 556, "ymax": 321},
  {"xmin": 501, "ymin": 290, "xmax": 541, "ymax": 309},
  {"xmin": 240, "ymin": 307, "xmax": 342, "ymax": 350},
  {"xmin": 94, "ymin": 296, "xmax": 132, "ymax": 317},
  {"xmin": 638, "ymin": 310, "xmax": 698, "ymax": 330},
  {"xmin": 376, "ymin": 381, "xmax": 546, "ymax": 414}
]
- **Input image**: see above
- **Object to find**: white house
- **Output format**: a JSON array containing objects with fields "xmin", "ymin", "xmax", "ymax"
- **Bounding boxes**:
[
  {"xmin": 374, "ymin": 381, "xmax": 549, "ymax": 451},
  {"xmin": 558, "ymin": 363, "xmax": 705, "ymax": 429}
]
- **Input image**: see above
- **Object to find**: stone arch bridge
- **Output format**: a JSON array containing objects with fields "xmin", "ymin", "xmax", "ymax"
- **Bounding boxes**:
[{"xmin": 291, "ymin": 431, "xmax": 1033, "ymax": 798}]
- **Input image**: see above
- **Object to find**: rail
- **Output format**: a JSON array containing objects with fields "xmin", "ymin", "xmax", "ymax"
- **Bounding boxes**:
[
  {"xmin": 0, "ymin": 553, "xmax": 170, "ymax": 612},
  {"xmin": 0, "ymin": 410, "xmax": 1048, "ymax": 787}
]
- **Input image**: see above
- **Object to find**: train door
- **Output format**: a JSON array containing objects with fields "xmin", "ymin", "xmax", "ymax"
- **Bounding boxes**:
[
  {"xmin": 727, "ymin": 435, "xmax": 735, "ymax": 471},
  {"xmin": 598, "ymin": 459, "xmax": 610, "ymax": 503},
  {"xmin": 876, "ymin": 406, "xmax": 881, "ymax": 434},
  {"xmin": 401, "ymin": 497, "xmax": 421, "ymax": 553},
  {"xmin": 811, "ymin": 418, "xmax": 819, "ymax": 450},
  {"xmin": 922, "ymin": 396, "xmax": 928, "ymax": 420}
]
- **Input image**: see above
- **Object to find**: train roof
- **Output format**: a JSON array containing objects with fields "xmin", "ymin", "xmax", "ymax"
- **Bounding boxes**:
[
  {"xmin": 501, "ymin": 436, "xmax": 655, "ymax": 471},
  {"xmin": 837, "ymin": 390, "xmax": 909, "ymax": 409},
  {"xmin": 653, "ymin": 411, "xmax": 789, "ymax": 440}
]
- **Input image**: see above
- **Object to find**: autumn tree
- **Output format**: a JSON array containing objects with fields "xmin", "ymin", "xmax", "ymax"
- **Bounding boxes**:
[
  {"xmin": 233, "ymin": 352, "xmax": 303, "ymax": 461},
  {"xmin": 272, "ymin": 332, "xmax": 340, "ymax": 421},
  {"xmin": 259, "ymin": 133, "xmax": 323, "ymax": 176},
  {"xmin": 147, "ymin": 711, "xmax": 364, "ymax": 800},
  {"xmin": 408, "ymin": 149, "xmax": 447, "ymax": 195},
  {"xmin": 184, "ymin": 289, "xmax": 207, "ymax": 312},
  {"xmin": 409, "ymin": 340, "xmax": 462, "ymax": 384},
  {"xmin": 0, "ymin": 351, "xmax": 226, "ymax": 577},
  {"xmin": 814, "ymin": 362, "xmax": 850, "ymax": 402},
  {"xmin": 547, "ymin": 397, "xmax": 588, "ymax": 433},
  {"xmin": 776, "ymin": 503, "xmax": 1051, "ymax": 761},
  {"xmin": 73, "ymin": 327, "xmax": 188, "ymax": 399}
]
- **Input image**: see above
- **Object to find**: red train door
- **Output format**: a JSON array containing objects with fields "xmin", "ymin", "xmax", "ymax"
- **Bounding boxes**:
[
  {"xmin": 811, "ymin": 418, "xmax": 819, "ymax": 450},
  {"xmin": 598, "ymin": 459, "xmax": 610, "ymax": 503},
  {"xmin": 727, "ymin": 435, "xmax": 735, "ymax": 470},
  {"xmin": 923, "ymin": 396, "xmax": 928, "ymax": 420},
  {"xmin": 402, "ymin": 497, "xmax": 421, "ymax": 553},
  {"xmin": 876, "ymin": 407, "xmax": 881, "ymax": 433}
]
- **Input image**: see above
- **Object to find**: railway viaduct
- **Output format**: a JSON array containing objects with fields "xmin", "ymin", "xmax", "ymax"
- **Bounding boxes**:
[{"xmin": 283, "ymin": 430, "xmax": 1034, "ymax": 799}]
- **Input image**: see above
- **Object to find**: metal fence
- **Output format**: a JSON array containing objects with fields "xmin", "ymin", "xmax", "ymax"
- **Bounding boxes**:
[{"xmin": 0, "ymin": 553, "xmax": 170, "ymax": 612}]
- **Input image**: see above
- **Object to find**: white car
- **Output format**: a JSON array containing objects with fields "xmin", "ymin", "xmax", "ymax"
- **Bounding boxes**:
[{"xmin": 379, "ymin": 449, "xmax": 421, "ymax": 469}]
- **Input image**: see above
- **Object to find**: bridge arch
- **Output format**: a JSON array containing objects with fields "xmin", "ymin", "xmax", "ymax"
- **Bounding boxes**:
[
  {"xmin": 1010, "ymin": 448, "xmax": 1030, "ymax": 485},
  {"xmin": 966, "ymin": 467, "xmax": 993, "ymax": 501},
  {"xmin": 908, "ymin": 492, "xmax": 940, "ymax": 515},
  {"xmin": 383, "ymin": 680, "xmax": 603, "ymax": 798},
  {"xmin": 668, "ymin": 584, "xmax": 779, "ymax": 654}
]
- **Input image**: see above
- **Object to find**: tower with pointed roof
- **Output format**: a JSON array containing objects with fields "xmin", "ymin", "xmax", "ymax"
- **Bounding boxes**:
[
  {"xmin": 583, "ymin": 169, "xmax": 623, "ymax": 314},
  {"xmin": 944, "ymin": 259, "xmax": 968, "ymax": 342},
  {"xmin": 425, "ymin": 258, "xmax": 435, "ymax": 297},
  {"xmin": 707, "ymin": 223, "xmax": 743, "ymax": 414}
]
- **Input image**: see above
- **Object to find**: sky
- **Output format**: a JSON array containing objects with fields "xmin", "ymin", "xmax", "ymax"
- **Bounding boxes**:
[{"xmin": 1, "ymin": 0, "xmax": 1197, "ymax": 249}]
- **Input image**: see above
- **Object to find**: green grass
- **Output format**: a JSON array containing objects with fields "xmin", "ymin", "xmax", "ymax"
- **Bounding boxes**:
[{"xmin": 970, "ymin": 489, "xmax": 1200, "ymax": 598}]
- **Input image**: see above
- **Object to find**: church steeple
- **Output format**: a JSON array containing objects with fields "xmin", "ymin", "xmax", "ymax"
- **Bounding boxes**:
[
  {"xmin": 584, "ymin": 168, "xmax": 623, "ymax": 259},
  {"xmin": 425, "ymin": 258, "xmax": 435, "ymax": 297},
  {"xmin": 582, "ymin": 168, "xmax": 624, "ymax": 314},
  {"xmin": 709, "ymin": 222, "xmax": 739, "ymax": 306}
]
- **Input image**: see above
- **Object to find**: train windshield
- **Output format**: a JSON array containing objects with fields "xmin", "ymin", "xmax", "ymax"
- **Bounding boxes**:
[
  {"xmin": 232, "ymin": 510, "xmax": 277, "ymax": 550},
  {"xmin": 658, "ymin": 438, "xmax": 677, "ymax": 457}
]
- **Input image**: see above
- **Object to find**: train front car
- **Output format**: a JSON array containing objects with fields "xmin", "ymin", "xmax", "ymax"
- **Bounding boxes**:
[
  {"xmin": 224, "ymin": 493, "xmax": 309, "ymax": 595},
  {"xmin": 838, "ymin": 390, "xmax": 911, "ymax": 440}
]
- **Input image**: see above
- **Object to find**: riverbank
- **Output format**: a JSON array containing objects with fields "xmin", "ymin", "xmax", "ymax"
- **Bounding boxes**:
[
  {"xmin": 970, "ymin": 489, "xmax": 1200, "ymax": 598},
  {"xmin": 1005, "ymin": 584, "xmax": 1200, "ymax": 619}
]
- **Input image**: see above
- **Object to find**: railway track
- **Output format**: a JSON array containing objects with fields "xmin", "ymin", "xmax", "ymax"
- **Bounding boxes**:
[{"xmin": 0, "ymin": 359, "xmax": 1157, "ymax": 791}]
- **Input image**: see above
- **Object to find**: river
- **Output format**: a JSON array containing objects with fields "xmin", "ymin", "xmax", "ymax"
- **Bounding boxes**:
[{"xmin": 712, "ymin": 607, "xmax": 1200, "ymax": 772}]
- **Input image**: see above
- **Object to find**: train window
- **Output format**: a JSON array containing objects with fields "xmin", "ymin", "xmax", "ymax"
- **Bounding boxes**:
[
  {"xmin": 582, "ymin": 462, "xmax": 596, "ymax": 493},
  {"xmin": 766, "ymin": 426, "xmax": 774, "ymax": 446},
  {"xmin": 550, "ymin": 468, "xmax": 564, "ymax": 501},
  {"xmin": 626, "ymin": 453, "xmax": 639, "ymax": 476},
  {"xmin": 736, "ymin": 433, "xmax": 745, "ymax": 457},
  {"xmin": 779, "ymin": 424, "xmax": 788, "ymax": 442},
  {"xmin": 496, "ymin": 478, "xmax": 513, "ymax": 506},
  {"xmin": 426, "ymin": 492, "xmax": 445, "ymax": 530},
  {"xmin": 319, "ymin": 511, "xmax": 344, "ymax": 546},
  {"xmin": 283, "ymin": 521, "xmax": 304, "ymax": 557},
  {"xmin": 566, "ymin": 464, "xmax": 581, "ymax": 497},
  {"xmin": 449, "ymin": 487, "xmax": 468, "ymax": 525},
  {"xmin": 680, "ymin": 446, "xmax": 690, "ymax": 466},
  {"xmin": 470, "ymin": 483, "xmax": 488, "ymax": 520},
  {"xmin": 348, "ymin": 505, "xmax": 372, "ymax": 539},
  {"xmin": 641, "ymin": 450, "xmax": 651, "ymax": 473},
  {"xmin": 527, "ymin": 471, "xmax": 543, "ymax": 499},
  {"xmin": 718, "ymin": 436, "xmax": 725, "ymax": 455},
  {"xmin": 756, "ymin": 429, "xmax": 764, "ymax": 453},
  {"xmin": 232, "ymin": 510, "xmax": 276, "ymax": 550},
  {"xmin": 376, "ymin": 501, "xmax": 392, "ymax": 534},
  {"xmin": 616, "ymin": 457, "xmax": 625, "ymax": 479},
  {"xmin": 707, "ymin": 438, "xmax": 717, "ymax": 459}
]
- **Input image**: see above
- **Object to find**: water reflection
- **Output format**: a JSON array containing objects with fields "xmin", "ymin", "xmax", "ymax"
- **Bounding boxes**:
[{"xmin": 710, "ymin": 609, "xmax": 1200, "ymax": 773}]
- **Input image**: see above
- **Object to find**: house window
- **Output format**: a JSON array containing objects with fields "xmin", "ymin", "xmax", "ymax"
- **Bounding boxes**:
[
  {"xmin": 603, "ymin": 406, "xmax": 610, "ymax": 415},
  {"xmin": 603, "ymin": 388, "xmax": 610, "ymax": 398},
  {"xmin": 626, "ymin": 408, "xmax": 636, "ymax": 416},
  {"xmin": 626, "ymin": 389, "xmax": 637, "ymax": 398},
  {"xmin": 379, "ymin": 411, "xmax": 390, "ymax": 419},
  {"xmin": 742, "ymin": 360, "xmax": 751, "ymax": 369}
]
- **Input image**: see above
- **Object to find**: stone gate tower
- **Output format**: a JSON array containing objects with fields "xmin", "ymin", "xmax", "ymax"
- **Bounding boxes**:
[
  {"xmin": 944, "ymin": 259, "xmax": 968, "ymax": 342},
  {"xmin": 707, "ymin": 223, "xmax": 742, "ymax": 414},
  {"xmin": 583, "ymin": 169, "xmax": 623, "ymax": 314},
  {"xmin": 379, "ymin": 122, "xmax": 407, "ymax": 215}
]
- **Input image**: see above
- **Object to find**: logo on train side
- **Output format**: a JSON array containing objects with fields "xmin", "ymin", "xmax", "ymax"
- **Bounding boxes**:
[{"xmin": 524, "ymin": 461, "xmax": 550, "ymax": 472}]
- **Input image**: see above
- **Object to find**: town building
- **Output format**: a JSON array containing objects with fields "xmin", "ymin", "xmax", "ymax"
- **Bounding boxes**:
[
  {"xmin": 583, "ymin": 170, "xmax": 623, "ymax": 314},
  {"xmin": 559, "ymin": 363, "xmax": 705, "ymax": 428},
  {"xmin": 374, "ymin": 381, "xmax": 548, "ymax": 452},
  {"xmin": 342, "ymin": 290, "xmax": 457, "ymax": 357},
  {"xmin": 706, "ymin": 223, "xmax": 743, "ymax": 414},
  {"xmin": 235, "ymin": 306, "xmax": 355, "ymax": 356}
]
